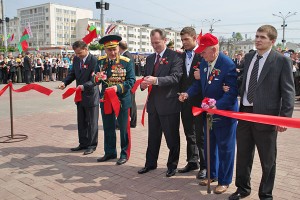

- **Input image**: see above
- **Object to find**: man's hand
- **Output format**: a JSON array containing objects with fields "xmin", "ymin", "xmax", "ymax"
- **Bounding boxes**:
[
  {"xmin": 276, "ymin": 126, "xmax": 287, "ymax": 132},
  {"xmin": 223, "ymin": 85, "xmax": 230, "ymax": 92},
  {"xmin": 77, "ymin": 85, "xmax": 84, "ymax": 91},
  {"xmin": 194, "ymin": 68, "xmax": 200, "ymax": 80},
  {"xmin": 144, "ymin": 76, "xmax": 157, "ymax": 85},
  {"xmin": 140, "ymin": 80, "xmax": 148, "ymax": 90},
  {"xmin": 178, "ymin": 93, "xmax": 188, "ymax": 102},
  {"xmin": 58, "ymin": 82, "xmax": 65, "ymax": 90}
]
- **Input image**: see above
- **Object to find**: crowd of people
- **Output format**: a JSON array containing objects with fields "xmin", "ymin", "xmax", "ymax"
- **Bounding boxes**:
[
  {"xmin": 1, "ymin": 24, "xmax": 298, "ymax": 200},
  {"xmin": 0, "ymin": 52, "xmax": 74, "ymax": 84}
]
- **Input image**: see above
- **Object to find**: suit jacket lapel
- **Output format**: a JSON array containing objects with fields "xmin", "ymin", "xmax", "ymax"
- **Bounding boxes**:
[
  {"xmin": 78, "ymin": 53, "xmax": 90, "ymax": 80},
  {"xmin": 148, "ymin": 54, "xmax": 156, "ymax": 76},
  {"xmin": 241, "ymin": 51, "xmax": 256, "ymax": 93},
  {"xmin": 156, "ymin": 49, "xmax": 170, "ymax": 76},
  {"xmin": 257, "ymin": 50, "xmax": 275, "ymax": 87},
  {"xmin": 201, "ymin": 62, "xmax": 208, "ymax": 93}
]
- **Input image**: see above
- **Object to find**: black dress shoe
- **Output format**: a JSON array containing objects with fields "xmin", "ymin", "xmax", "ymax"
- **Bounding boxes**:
[
  {"xmin": 116, "ymin": 158, "xmax": 127, "ymax": 165},
  {"xmin": 228, "ymin": 191, "xmax": 250, "ymax": 200},
  {"xmin": 178, "ymin": 163, "xmax": 199, "ymax": 173},
  {"xmin": 138, "ymin": 166, "xmax": 157, "ymax": 174},
  {"xmin": 83, "ymin": 148, "xmax": 95, "ymax": 155},
  {"xmin": 196, "ymin": 169, "xmax": 207, "ymax": 179},
  {"xmin": 97, "ymin": 154, "xmax": 117, "ymax": 162},
  {"xmin": 166, "ymin": 168, "xmax": 177, "ymax": 177},
  {"xmin": 70, "ymin": 146, "xmax": 87, "ymax": 151}
]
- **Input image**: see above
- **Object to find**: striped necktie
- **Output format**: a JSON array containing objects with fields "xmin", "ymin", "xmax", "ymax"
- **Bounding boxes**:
[{"xmin": 247, "ymin": 55, "xmax": 263, "ymax": 103}]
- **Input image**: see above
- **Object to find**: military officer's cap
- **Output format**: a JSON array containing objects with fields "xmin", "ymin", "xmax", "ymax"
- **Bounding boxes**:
[{"xmin": 99, "ymin": 35, "xmax": 122, "ymax": 48}]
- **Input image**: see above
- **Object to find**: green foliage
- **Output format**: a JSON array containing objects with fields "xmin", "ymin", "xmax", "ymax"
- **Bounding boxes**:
[
  {"xmin": 0, "ymin": 45, "xmax": 17, "ymax": 52},
  {"xmin": 234, "ymin": 32, "xmax": 243, "ymax": 41},
  {"xmin": 88, "ymin": 42, "xmax": 104, "ymax": 50}
]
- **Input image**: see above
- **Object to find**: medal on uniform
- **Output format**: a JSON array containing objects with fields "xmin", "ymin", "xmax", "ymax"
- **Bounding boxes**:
[
  {"xmin": 204, "ymin": 68, "xmax": 207, "ymax": 73},
  {"xmin": 208, "ymin": 81, "xmax": 211, "ymax": 84}
]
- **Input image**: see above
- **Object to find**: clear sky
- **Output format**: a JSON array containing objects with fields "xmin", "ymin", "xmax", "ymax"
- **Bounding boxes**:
[{"xmin": 3, "ymin": 0, "xmax": 300, "ymax": 43}]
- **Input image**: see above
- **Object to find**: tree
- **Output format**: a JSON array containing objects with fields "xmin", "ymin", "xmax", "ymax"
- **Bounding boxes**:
[
  {"xmin": 88, "ymin": 42, "xmax": 104, "ymax": 50},
  {"xmin": 234, "ymin": 32, "xmax": 243, "ymax": 41}
]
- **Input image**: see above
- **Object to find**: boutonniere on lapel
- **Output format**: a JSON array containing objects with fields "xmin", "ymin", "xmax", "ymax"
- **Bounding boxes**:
[
  {"xmin": 208, "ymin": 68, "xmax": 221, "ymax": 84},
  {"xmin": 193, "ymin": 62, "xmax": 200, "ymax": 70},
  {"xmin": 82, "ymin": 63, "xmax": 88, "ymax": 69},
  {"xmin": 160, "ymin": 57, "xmax": 169, "ymax": 65}
]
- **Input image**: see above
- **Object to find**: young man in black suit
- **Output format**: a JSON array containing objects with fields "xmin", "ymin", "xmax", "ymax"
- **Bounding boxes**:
[
  {"xmin": 177, "ymin": 27, "xmax": 206, "ymax": 179},
  {"xmin": 58, "ymin": 41, "xmax": 99, "ymax": 155},
  {"xmin": 138, "ymin": 29, "xmax": 183, "ymax": 177}
]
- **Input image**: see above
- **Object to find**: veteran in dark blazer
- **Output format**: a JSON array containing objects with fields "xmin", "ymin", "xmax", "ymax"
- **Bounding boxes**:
[
  {"xmin": 58, "ymin": 40, "xmax": 99, "ymax": 155},
  {"xmin": 138, "ymin": 29, "xmax": 183, "ymax": 177},
  {"xmin": 95, "ymin": 35, "xmax": 136, "ymax": 166},
  {"xmin": 179, "ymin": 33, "xmax": 238, "ymax": 194},
  {"xmin": 229, "ymin": 25, "xmax": 295, "ymax": 200}
]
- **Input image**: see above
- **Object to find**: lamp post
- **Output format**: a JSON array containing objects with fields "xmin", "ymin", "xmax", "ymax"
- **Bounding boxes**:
[
  {"xmin": 206, "ymin": 19, "xmax": 221, "ymax": 33},
  {"xmin": 272, "ymin": 12, "xmax": 297, "ymax": 48},
  {"xmin": 96, "ymin": 1, "xmax": 110, "ymax": 37}
]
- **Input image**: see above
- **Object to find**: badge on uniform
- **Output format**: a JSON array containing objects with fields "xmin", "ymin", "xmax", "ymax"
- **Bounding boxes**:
[
  {"xmin": 208, "ymin": 81, "xmax": 211, "ymax": 84},
  {"xmin": 204, "ymin": 68, "xmax": 207, "ymax": 73}
]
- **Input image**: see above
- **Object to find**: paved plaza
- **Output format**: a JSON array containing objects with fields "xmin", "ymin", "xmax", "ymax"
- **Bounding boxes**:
[{"xmin": 0, "ymin": 81, "xmax": 300, "ymax": 200}]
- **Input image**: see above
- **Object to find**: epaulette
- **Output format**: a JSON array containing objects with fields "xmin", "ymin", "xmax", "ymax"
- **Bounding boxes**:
[
  {"xmin": 98, "ymin": 55, "xmax": 107, "ymax": 60},
  {"xmin": 120, "ymin": 55, "xmax": 130, "ymax": 63}
]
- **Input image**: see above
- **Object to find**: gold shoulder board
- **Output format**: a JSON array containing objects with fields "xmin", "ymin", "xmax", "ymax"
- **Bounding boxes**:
[{"xmin": 120, "ymin": 55, "xmax": 130, "ymax": 63}]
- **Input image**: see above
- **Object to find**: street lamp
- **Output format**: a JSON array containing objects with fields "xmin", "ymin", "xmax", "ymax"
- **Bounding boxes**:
[
  {"xmin": 95, "ymin": 1, "xmax": 110, "ymax": 37},
  {"xmin": 205, "ymin": 19, "xmax": 221, "ymax": 33},
  {"xmin": 272, "ymin": 12, "xmax": 297, "ymax": 48}
]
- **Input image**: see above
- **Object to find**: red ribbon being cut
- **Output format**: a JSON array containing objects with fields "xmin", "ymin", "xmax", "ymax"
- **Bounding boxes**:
[
  {"xmin": 131, "ymin": 78, "xmax": 152, "ymax": 126},
  {"xmin": 62, "ymin": 87, "xmax": 82, "ymax": 102},
  {"xmin": 102, "ymin": 88, "xmax": 120, "ymax": 117},
  {"xmin": 192, "ymin": 107, "xmax": 300, "ymax": 129},
  {"xmin": 0, "ymin": 82, "xmax": 53, "ymax": 96}
]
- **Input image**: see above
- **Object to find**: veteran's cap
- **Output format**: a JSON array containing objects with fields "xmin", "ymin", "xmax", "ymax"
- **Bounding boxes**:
[
  {"xmin": 99, "ymin": 35, "xmax": 122, "ymax": 48},
  {"xmin": 195, "ymin": 33, "xmax": 219, "ymax": 53}
]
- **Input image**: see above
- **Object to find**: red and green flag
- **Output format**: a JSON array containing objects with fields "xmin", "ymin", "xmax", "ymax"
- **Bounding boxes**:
[
  {"xmin": 18, "ymin": 29, "xmax": 30, "ymax": 53},
  {"xmin": 82, "ymin": 29, "xmax": 98, "ymax": 44}
]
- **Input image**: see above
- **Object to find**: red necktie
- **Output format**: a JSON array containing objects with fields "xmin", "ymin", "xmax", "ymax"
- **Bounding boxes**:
[{"xmin": 153, "ymin": 54, "xmax": 160, "ymax": 76}]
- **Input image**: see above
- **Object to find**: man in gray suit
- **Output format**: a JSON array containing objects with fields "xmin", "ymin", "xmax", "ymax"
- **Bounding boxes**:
[
  {"xmin": 229, "ymin": 25, "xmax": 295, "ymax": 200},
  {"xmin": 138, "ymin": 29, "xmax": 183, "ymax": 177}
]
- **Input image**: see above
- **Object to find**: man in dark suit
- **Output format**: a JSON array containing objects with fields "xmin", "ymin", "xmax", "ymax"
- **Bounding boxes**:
[
  {"xmin": 58, "ymin": 41, "xmax": 99, "ymax": 155},
  {"xmin": 179, "ymin": 33, "xmax": 238, "ymax": 194},
  {"xmin": 229, "ymin": 25, "xmax": 295, "ymax": 200},
  {"xmin": 23, "ymin": 52, "xmax": 32, "ymax": 84},
  {"xmin": 177, "ymin": 27, "xmax": 206, "ymax": 179},
  {"xmin": 95, "ymin": 35, "xmax": 136, "ymax": 165},
  {"xmin": 138, "ymin": 29, "xmax": 183, "ymax": 177},
  {"xmin": 119, "ymin": 41, "xmax": 137, "ymax": 128}
]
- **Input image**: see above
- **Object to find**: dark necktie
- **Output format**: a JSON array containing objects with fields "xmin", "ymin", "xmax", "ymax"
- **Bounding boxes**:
[
  {"xmin": 80, "ymin": 59, "xmax": 83, "ymax": 71},
  {"xmin": 247, "ymin": 55, "xmax": 263, "ymax": 103},
  {"xmin": 186, "ymin": 50, "xmax": 193, "ymax": 59},
  {"xmin": 153, "ymin": 54, "xmax": 160, "ymax": 76},
  {"xmin": 109, "ymin": 60, "xmax": 113, "ymax": 67}
]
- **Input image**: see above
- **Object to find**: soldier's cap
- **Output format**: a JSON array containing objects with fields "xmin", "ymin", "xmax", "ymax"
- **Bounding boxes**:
[
  {"xmin": 195, "ymin": 33, "xmax": 219, "ymax": 53},
  {"xmin": 99, "ymin": 35, "xmax": 122, "ymax": 48}
]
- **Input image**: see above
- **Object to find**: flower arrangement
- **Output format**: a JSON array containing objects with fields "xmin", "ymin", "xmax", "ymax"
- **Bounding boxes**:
[
  {"xmin": 201, "ymin": 97, "xmax": 217, "ymax": 129},
  {"xmin": 160, "ymin": 57, "xmax": 169, "ymax": 65},
  {"xmin": 208, "ymin": 68, "xmax": 221, "ymax": 84},
  {"xmin": 94, "ymin": 71, "xmax": 107, "ymax": 83}
]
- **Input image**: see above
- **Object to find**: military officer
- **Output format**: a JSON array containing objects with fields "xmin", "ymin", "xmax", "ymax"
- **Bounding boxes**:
[{"xmin": 95, "ymin": 35, "xmax": 136, "ymax": 165}]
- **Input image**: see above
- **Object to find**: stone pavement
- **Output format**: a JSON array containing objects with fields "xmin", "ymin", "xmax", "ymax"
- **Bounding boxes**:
[{"xmin": 0, "ymin": 81, "xmax": 300, "ymax": 200}]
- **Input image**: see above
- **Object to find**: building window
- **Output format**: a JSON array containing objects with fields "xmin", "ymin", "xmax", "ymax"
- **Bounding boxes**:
[{"xmin": 45, "ymin": 8, "xmax": 48, "ymax": 12}]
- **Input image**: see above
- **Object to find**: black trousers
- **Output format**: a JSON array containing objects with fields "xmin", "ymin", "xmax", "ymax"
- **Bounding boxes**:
[
  {"xmin": 145, "ymin": 111, "xmax": 180, "ymax": 170},
  {"xmin": 24, "ymin": 70, "xmax": 31, "ymax": 84},
  {"xmin": 181, "ymin": 101, "xmax": 205, "ymax": 169},
  {"xmin": 235, "ymin": 106, "xmax": 277, "ymax": 200},
  {"xmin": 130, "ymin": 93, "xmax": 137, "ymax": 127},
  {"xmin": 77, "ymin": 103, "xmax": 99, "ymax": 149}
]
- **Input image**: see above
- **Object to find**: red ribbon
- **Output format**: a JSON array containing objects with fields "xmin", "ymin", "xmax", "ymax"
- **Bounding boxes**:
[
  {"xmin": 192, "ymin": 107, "xmax": 300, "ymax": 129},
  {"xmin": 0, "ymin": 82, "xmax": 53, "ymax": 96},
  {"xmin": 102, "ymin": 88, "xmax": 120, "ymax": 117},
  {"xmin": 62, "ymin": 87, "xmax": 82, "ymax": 102},
  {"xmin": 131, "ymin": 78, "xmax": 144, "ymax": 93},
  {"xmin": 131, "ymin": 78, "xmax": 152, "ymax": 126}
]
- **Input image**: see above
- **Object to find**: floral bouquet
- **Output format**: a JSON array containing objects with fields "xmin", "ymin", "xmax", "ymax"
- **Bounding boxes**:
[
  {"xmin": 201, "ymin": 97, "xmax": 217, "ymax": 130},
  {"xmin": 93, "ymin": 71, "xmax": 107, "ymax": 84}
]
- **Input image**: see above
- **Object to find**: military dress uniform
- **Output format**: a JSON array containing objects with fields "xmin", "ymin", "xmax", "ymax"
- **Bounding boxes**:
[{"xmin": 95, "ymin": 36, "xmax": 135, "ymax": 164}]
